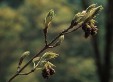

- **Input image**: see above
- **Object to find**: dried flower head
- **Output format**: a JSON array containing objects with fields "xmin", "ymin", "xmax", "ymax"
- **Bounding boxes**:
[
  {"xmin": 82, "ymin": 19, "xmax": 98, "ymax": 38},
  {"xmin": 42, "ymin": 61, "xmax": 55, "ymax": 79}
]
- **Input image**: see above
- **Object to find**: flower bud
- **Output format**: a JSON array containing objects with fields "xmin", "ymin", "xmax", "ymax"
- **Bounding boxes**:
[
  {"xmin": 73, "ymin": 11, "xmax": 87, "ymax": 24},
  {"xmin": 45, "ymin": 9, "xmax": 54, "ymax": 26},
  {"xmin": 17, "ymin": 51, "xmax": 30, "ymax": 72},
  {"xmin": 86, "ymin": 4, "xmax": 96, "ymax": 12},
  {"xmin": 88, "ymin": 5, "xmax": 103, "ymax": 18},
  {"xmin": 54, "ymin": 35, "xmax": 64, "ymax": 46},
  {"xmin": 93, "ymin": 6, "xmax": 103, "ymax": 15},
  {"xmin": 21, "ymin": 51, "xmax": 30, "ymax": 58},
  {"xmin": 73, "ymin": 13, "xmax": 80, "ymax": 23}
]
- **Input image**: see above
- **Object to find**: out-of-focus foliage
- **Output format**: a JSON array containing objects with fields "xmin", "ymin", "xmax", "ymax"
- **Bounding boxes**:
[{"xmin": 0, "ymin": 0, "xmax": 112, "ymax": 82}]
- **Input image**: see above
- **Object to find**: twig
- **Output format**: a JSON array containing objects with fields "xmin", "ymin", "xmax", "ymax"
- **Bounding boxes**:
[
  {"xmin": 7, "ymin": 20, "xmax": 79, "ymax": 82},
  {"xmin": 8, "ymin": 16, "xmax": 86, "ymax": 82},
  {"xmin": 8, "ymin": 5, "xmax": 102, "ymax": 81},
  {"xmin": 8, "ymin": 46, "xmax": 47, "ymax": 82},
  {"xmin": 18, "ymin": 69, "xmax": 35, "ymax": 75},
  {"xmin": 43, "ymin": 26, "xmax": 48, "ymax": 46}
]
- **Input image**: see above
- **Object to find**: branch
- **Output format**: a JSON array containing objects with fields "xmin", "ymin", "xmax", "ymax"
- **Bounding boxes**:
[
  {"xmin": 9, "ymin": 18, "xmax": 87, "ymax": 82},
  {"xmin": 103, "ymin": 0, "xmax": 113, "ymax": 81},
  {"xmin": 8, "ymin": 46, "xmax": 47, "ymax": 82},
  {"xmin": 8, "ymin": 5, "xmax": 103, "ymax": 82},
  {"xmin": 7, "ymin": 19, "xmax": 96, "ymax": 82},
  {"xmin": 7, "ymin": 19, "xmax": 82, "ymax": 82},
  {"xmin": 18, "ymin": 69, "xmax": 35, "ymax": 75}
]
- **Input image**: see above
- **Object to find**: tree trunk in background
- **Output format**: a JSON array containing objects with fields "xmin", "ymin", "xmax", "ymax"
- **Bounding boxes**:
[
  {"xmin": 80, "ymin": 1, "xmax": 103, "ymax": 82},
  {"xmin": 81, "ymin": 0, "xmax": 113, "ymax": 82},
  {"xmin": 103, "ymin": 0, "xmax": 113, "ymax": 82}
]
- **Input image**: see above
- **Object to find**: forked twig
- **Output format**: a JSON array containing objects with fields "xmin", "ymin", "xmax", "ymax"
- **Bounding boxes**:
[{"xmin": 8, "ymin": 4, "xmax": 103, "ymax": 82}]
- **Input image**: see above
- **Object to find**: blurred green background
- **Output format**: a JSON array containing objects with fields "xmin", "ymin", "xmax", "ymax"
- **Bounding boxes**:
[{"xmin": 0, "ymin": 0, "xmax": 113, "ymax": 82}]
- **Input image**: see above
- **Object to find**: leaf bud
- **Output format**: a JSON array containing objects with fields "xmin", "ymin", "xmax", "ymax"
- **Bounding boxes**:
[
  {"xmin": 88, "ymin": 5, "xmax": 103, "ymax": 18},
  {"xmin": 45, "ymin": 9, "xmax": 54, "ymax": 26},
  {"xmin": 86, "ymin": 4, "xmax": 96, "ymax": 12},
  {"xmin": 54, "ymin": 35, "xmax": 64, "ymax": 46},
  {"xmin": 21, "ymin": 51, "xmax": 30, "ymax": 58}
]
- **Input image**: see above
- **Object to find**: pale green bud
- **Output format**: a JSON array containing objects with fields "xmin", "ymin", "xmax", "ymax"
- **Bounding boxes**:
[
  {"xmin": 73, "ymin": 14, "xmax": 79, "ymax": 22},
  {"xmin": 18, "ymin": 51, "xmax": 30, "ymax": 71},
  {"xmin": 21, "ymin": 51, "xmax": 30, "ymax": 58},
  {"xmin": 73, "ymin": 11, "xmax": 87, "ymax": 23},
  {"xmin": 84, "ymin": 5, "xmax": 103, "ymax": 23},
  {"xmin": 45, "ymin": 9, "xmax": 54, "ymax": 26},
  {"xmin": 54, "ymin": 35, "xmax": 64, "ymax": 46},
  {"xmin": 91, "ymin": 6, "xmax": 103, "ymax": 16},
  {"xmin": 87, "ymin": 5, "xmax": 103, "ymax": 19},
  {"xmin": 86, "ymin": 4, "xmax": 96, "ymax": 12},
  {"xmin": 33, "ymin": 57, "xmax": 40, "ymax": 63}
]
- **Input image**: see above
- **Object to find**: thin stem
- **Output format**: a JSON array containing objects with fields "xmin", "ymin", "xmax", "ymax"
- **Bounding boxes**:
[
  {"xmin": 8, "ymin": 46, "xmax": 47, "ymax": 82},
  {"xmin": 18, "ymin": 55, "xmax": 44, "ymax": 76},
  {"xmin": 48, "ymin": 24, "xmax": 73, "ymax": 46},
  {"xmin": 18, "ymin": 69, "xmax": 34, "ymax": 75},
  {"xmin": 43, "ymin": 26, "xmax": 48, "ymax": 46},
  {"xmin": 64, "ymin": 23, "xmax": 83, "ymax": 34}
]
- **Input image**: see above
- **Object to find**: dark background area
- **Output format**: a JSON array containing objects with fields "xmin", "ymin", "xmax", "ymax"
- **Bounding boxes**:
[{"xmin": 0, "ymin": 0, "xmax": 113, "ymax": 82}]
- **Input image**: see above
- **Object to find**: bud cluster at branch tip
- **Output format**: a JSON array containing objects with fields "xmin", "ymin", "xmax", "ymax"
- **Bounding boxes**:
[{"xmin": 72, "ymin": 4, "xmax": 103, "ymax": 38}]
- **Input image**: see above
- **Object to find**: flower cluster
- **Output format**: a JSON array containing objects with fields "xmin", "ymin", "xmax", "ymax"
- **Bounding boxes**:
[
  {"xmin": 82, "ymin": 19, "xmax": 98, "ymax": 38},
  {"xmin": 42, "ymin": 61, "xmax": 55, "ymax": 79},
  {"xmin": 32, "ymin": 51, "xmax": 58, "ymax": 79},
  {"xmin": 73, "ymin": 4, "xmax": 103, "ymax": 38}
]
